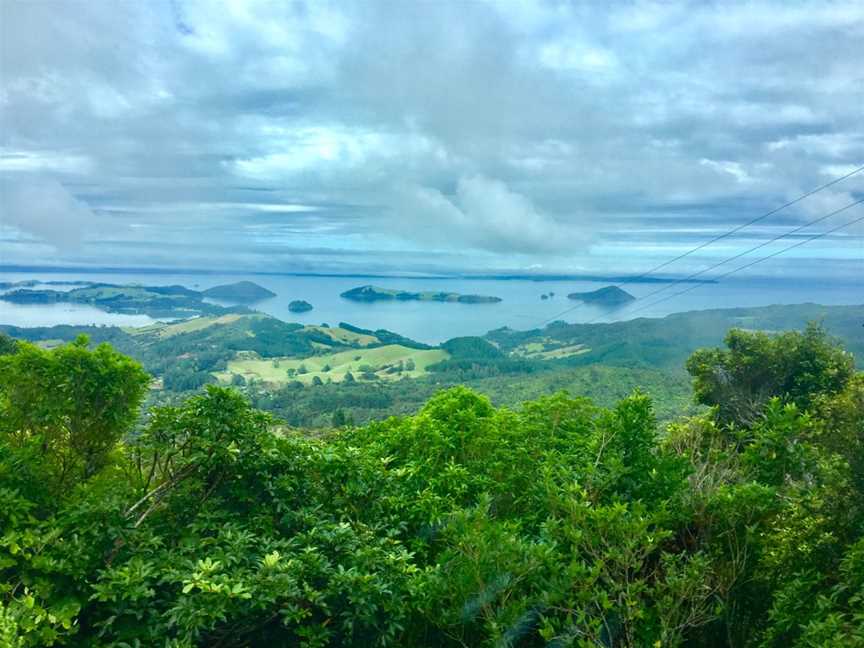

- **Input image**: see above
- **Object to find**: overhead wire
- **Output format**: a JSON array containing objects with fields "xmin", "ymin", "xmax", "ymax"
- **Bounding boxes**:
[
  {"xmin": 539, "ymin": 163, "xmax": 864, "ymax": 325},
  {"xmin": 586, "ymin": 203, "xmax": 864, "ymax": 325},
  {"xmin": 540, "ymin": 165, "xmax": 864, "ymax": 324},
  {"xmin": 583, "ymin": 196, "xmax": 864, "ymax": 320}
]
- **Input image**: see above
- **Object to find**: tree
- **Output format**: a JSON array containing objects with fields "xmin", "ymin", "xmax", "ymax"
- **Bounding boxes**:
[
  {"xmin": 0, "ymin": 335, "xmax": 150, "ymax": 483},
  {"xmin": 332, "ymin": 408, "xmax": 352, "ymax": 427},
  {"xmin": 0, "ymin": 326, "xmax": 862, "ymax": 647},
  {"xmin": 0, "ymin": 333, "xmax": 17, "ymax": 356},
  {"xmin": 312, "ymin": 375, "xmax": 323, "ymax": 386},
  {"xmin": 686, "ymin": 323, "xmax": 854, "ymax": 426}
]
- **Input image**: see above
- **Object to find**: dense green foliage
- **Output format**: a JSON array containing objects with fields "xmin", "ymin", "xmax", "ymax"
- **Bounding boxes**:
[
  {"xmin": 0, "ymin": 336, "xmax": 150, "ymax": 483},
  {"xmin": 686, "ymin": 323, "xmax": 855, "ymax": 426},
  {"xmin": 254, "ymin": 363, "xmax": 695, "ymax": 428},
  {"xmin": 0, "ymin": 324, "xmax": 862, "ymax": 646}
]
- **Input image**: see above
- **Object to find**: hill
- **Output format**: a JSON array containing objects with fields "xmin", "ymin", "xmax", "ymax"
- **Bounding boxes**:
[
  {"xmin": 201, "ymin": 280, "xmax": 275, "ymax": 302},
  {"xmin": 487, "ymin": 303, "xmax": 864, "ymax": 370},
  {"xmin": 3, "ymin": 302, "xmax": 861, "ymax": 427},
  {"xmin": 567, "ymin": 285, "xmax": 635, "ymax": 306}
]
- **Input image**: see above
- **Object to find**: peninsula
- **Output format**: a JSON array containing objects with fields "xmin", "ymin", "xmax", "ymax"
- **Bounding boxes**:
[{"xmin": 0, "ymin": 281, "xmax": 259, "ymax": 318}]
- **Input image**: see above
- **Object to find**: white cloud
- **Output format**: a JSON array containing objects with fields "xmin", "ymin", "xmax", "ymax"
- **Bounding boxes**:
[
  {"xmin": 393, "ymin": 175, "xmax": 580, "ymax": 254},
  {"xmin": 229, "ymin": 126, "xmax": 448, "ymax": 182},
  {"xmin": 538, "ymin": 42, "xmax": 618, "ymax": 74},
  {"xmin": 0, "ymin": 150, "xmax": 92, "ymax": 174},
  {"xmin": 0, "ymin": 0, "xmax": 862, "ymax": 275},
  {"xmin": 0, "ymin": 178, "xmax": 101, "ymax": 250},
  {"xmin": 699, "ymin": 159, "xmax": 752, "ymax": 184}
]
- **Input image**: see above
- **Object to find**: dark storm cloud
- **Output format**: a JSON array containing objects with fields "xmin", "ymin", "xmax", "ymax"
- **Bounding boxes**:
[{"xmin": 1, "ymin": 0, "xmax": 862, "ymax": 275}]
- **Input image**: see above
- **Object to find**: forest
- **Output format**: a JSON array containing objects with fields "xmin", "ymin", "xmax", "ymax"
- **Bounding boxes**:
[{"xmin": 0, "ymin": 323, "xmax": 862, "ymax": 647}]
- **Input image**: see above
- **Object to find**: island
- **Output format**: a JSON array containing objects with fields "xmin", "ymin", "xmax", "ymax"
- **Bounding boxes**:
[
  {"xmin": 288, "ymin": 300, "xmax": 314, "ymax": 313},
  {"xmin": 567, "ymin": 286, "xmax": 635, "ymax": 307},
  {"xmin": 202, "ymin": 281, "xmax": 275, "ymax": 302},
  {"xmin": 340, "ymin": 285, "xmax": 501, "ymax": 304},
  {"xmin": 0, "ymin": 282, "xmax": 245, "ymax": 318}
]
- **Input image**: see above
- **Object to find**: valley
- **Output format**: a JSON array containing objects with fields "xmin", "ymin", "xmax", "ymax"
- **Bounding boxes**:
[{"xmin": 4, "ymin": 301, "xmax": 862, "ymax": 427}]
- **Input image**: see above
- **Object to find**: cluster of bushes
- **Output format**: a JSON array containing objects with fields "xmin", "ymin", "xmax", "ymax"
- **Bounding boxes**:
[{"xmin": 0, "ymin": 325, "xmax": 862, "ymax": 646}]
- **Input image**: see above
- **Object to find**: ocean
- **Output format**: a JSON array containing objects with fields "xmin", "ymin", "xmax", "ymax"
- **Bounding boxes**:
[{"xmin": 0, "ymin": 271, "xmax": 861, "ymax": 344}]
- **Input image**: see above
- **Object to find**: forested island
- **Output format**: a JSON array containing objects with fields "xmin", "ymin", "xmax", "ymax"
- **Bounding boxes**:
[
  {"xmin": 341, "ymin": 284, "xmax": 502, "ymax": 303},
  {"xmin": 567, "ymin": 285, "xmax": 635, "ymax": 306},
  {"xmin": 288, "ymin": 300, "xmax": 314, "ymax": 313},
  {"xmin": 201, "ymin": 280, "xmax": 276, "ymax": 302}
]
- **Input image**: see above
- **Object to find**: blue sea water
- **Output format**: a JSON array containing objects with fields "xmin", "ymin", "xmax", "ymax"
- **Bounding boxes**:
[{"xmin": 0, "ymin": 271, "xmax": 861, "ymax": 344}]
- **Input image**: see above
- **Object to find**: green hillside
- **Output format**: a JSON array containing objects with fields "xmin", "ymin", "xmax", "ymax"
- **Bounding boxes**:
[
  {"xmin": 488, "ymin": 303, "xmax": 864, "ymax": 369},
  {"xmin": 2, "ymin": 303, "xmax": 862, "ymax": 426}
]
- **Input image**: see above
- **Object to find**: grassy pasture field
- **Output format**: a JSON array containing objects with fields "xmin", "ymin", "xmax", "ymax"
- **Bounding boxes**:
[
  {"xmin": 512, "ymin": 340, "xmax": 590, "ymax": 360},
  {"xmin": 215, "ymin": 344, "xmax": 449, "ymax": 385},
  {"xmin": 124, "ymin": 314, "xmax": 245, "ymax": 339},
  {"xmin": 301, "ymin": 325, "xmax": 379, "ymax": 347}
]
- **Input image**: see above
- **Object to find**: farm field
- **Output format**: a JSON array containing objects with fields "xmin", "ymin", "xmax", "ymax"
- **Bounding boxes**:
[
  {"xmin": 124, "ymin": 314, "xmax": 245, "ymax": 338},
  {"xmin": 512, "ymin": 340, "xmax": 590, "ymax": 360},
  {"xmin": 300, "ymin": 325, "xmax": 379, "ymax": 347},
  {"xmin": 214, "ymin": 344, "xmax": 449, "ymax": 385}
]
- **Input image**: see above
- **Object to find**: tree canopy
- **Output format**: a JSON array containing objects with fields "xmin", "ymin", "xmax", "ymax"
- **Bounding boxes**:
[{"xmin": 0, "ymin": 327, "xmax": 861, "ymax": 646}]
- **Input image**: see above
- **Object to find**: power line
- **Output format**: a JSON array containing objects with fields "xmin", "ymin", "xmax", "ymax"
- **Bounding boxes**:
[
  {"xmin": 588, "ymin": 196, "xmax": 864, "ymax": 317},
  {"xmin": 540, "ymin": 163, "xmax": 864, "ymax": 325},
  {"xmin": 590, "ymin": 206, "xmax": 864, "ymax": 324}
]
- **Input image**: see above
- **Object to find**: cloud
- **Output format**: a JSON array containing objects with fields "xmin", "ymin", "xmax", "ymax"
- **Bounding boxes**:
[
  {"xmin": 0, "ymin": 178, "xmax": 101, "ymax": 250},
  {"xmin": 0, "ymin": 0, "xmax": 862, "ymax": 275},
  {"xmin": 0, "ymin": 150, "xmax": 93, "ymax": 174},
  {"xmin": 393, "ymin": 175, "xmax": 581, "ymax": 254}
]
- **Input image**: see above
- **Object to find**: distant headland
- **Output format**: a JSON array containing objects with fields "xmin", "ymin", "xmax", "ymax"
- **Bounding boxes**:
[
  {"xmin": 340, "ymin": 285, "xmax": 502, "ymax": 304},
  {"xmin": 0, "ymin": 280, "xmax": 275, "ymax": 318}
]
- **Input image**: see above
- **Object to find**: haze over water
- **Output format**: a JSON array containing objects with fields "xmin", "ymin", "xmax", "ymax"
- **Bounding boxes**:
[{"xmin": 1, "ymin": 271, "xmax": 860, "ymax": 343}]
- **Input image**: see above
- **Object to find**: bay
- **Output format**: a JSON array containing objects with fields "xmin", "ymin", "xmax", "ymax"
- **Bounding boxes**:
[{"xmin": 0, "ymin": 271, "xmax": 861, "ymax": 343}]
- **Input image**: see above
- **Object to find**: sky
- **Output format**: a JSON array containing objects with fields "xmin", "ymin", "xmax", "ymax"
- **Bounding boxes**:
[{"xmin": 1, "ymin": 0, "xmax": 863, "ymax": 278}]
